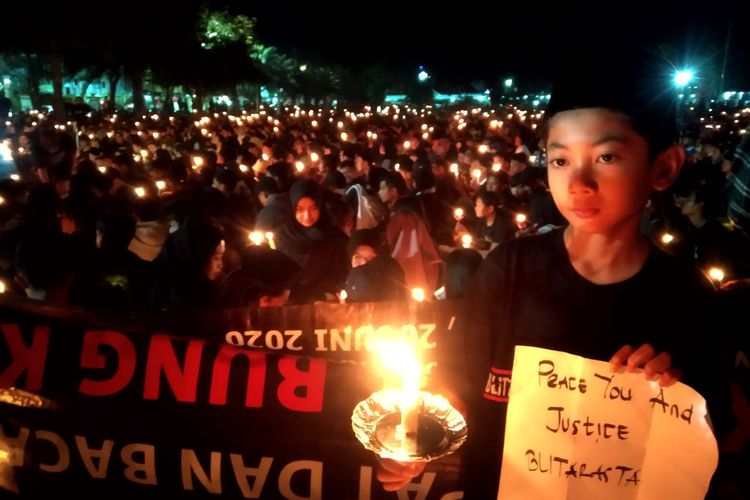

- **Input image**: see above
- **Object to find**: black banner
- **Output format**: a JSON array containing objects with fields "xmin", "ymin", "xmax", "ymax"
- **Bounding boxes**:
[{"xmin": 0, "ymin": 297, "xmax": 466, "ymax": 499}]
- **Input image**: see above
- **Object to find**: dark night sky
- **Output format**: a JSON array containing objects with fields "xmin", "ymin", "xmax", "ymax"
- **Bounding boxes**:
[{"xmin": 228, "ymin": 0, "xmax": 750, "ymax": 89}]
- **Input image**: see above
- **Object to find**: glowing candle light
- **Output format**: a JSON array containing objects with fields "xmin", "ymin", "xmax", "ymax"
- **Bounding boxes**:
[
  {"xmin": 248, "ymin": 231, "xmax": 264, "ymax": 246},
  {"xmin": 707, "ymin": 267, "xmax": 725, "ymax": 283},
  {"xmin": 265, "ymin": 232, "xmax": 276, "ymax": 250}
]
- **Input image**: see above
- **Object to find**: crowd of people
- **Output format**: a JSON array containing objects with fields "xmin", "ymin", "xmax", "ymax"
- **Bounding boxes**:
[
  {"xmin": 1, "ymin": 99, "xmax": 746, "ymax": 315},
  {"xmin": 1, "ymin": 70, "xmax": 749, "ymax": 496}
]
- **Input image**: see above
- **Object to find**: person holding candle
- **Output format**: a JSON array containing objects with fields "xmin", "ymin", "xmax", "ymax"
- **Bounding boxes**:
[
  {"xmin": 274, "ymin": 179, "xmax": 348, "ymax": 303},
  {"xmin": 377, "ymin": 47, "xmax": 730, "ymax": 497},
  {"xmin": 473, "ymin": 190, "xmax": 516, "ymax": 249}
]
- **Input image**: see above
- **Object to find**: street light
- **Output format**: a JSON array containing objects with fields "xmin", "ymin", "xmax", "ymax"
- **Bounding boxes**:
[
  {"xmin": 504, "ymin": 78, "xmax": 513, "ymax": 88},
  {"xmin": 674, "ymin": 70, "xmax": 694, "ymax": 88},
  {"xmin": 417, "ymin": 66, "xmax": 430, "ymax": 82}
]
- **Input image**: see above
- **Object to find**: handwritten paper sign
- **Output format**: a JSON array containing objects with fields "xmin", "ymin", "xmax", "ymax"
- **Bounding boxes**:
[{"xmin": 497, "ymin": 346, "xmax": 718, "ymax": 500}]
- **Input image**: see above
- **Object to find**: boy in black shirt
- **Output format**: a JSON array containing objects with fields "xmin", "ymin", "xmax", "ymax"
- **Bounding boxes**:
[{"xmin": 377, "ymin": 48, "xmax": 723, "ymax": 497}]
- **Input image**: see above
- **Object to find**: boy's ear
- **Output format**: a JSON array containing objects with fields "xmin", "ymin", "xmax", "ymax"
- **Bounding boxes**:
[{"xmin": 651, "ymin": 145, "xmax": 686, "ymax": 192}]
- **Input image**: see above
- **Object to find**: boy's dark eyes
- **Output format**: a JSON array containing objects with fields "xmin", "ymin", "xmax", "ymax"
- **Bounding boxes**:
[
  {"xmin": 599, "ymin": 153, "xmax": 615, "ymax": 163},
  {"xmin": 549, "ymin": 158, "xmax": 567, "ymax": 167}
]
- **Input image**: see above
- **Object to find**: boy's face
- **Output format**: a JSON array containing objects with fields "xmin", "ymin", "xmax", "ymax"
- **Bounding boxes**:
[{"xmin": 546, "ymin": 108, "xmax": 654, "ymax": 235}]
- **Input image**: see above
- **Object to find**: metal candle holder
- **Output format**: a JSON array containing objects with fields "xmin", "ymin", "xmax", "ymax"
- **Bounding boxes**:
[{"xmin": 352, "ymin": 389, "xmax": 467, "ymax": 462}]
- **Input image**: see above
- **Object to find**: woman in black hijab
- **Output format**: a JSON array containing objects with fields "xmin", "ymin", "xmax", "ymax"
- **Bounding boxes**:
[{"xmin": 274, "ymin": 180, "xmax": 348, "ymax": 303}]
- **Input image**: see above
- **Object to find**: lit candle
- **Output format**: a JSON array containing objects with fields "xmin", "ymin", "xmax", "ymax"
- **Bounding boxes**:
[
  {"xmin": 454, "ymin": 207, "xmax": 464, "ymax": 220},
  {"xmin": 450, "ymin": 163, "xmax": 459, "ymax": 176},
  {"xmin": 472, "ymin": 168, "xmax": 482, "ymax": 181},
  {"xmin": 239, "ymin": 164, "xmax": 249, "ymax": 173},
  {"xmin": 265, "ymin": 232, "xmax": 276, "ymax": 250},
  {"xmin": 248, "ymin": 231, "xmax": 264, "ymax": 246},
  {"xmin": 422, "ymin": 132, "xmax": 429, "ymax": 140},
  {"xmin": 461, "ymin": 234, "xmax": 473, "ymax": 248},
  {"xmin": 192, "ymin": 156, "xmax": 204, "ymax": 169},
  {"xmin": 369, "ymin": 338, "xmax": 422, "ymax": 454},
  {"xmin": 478, "ymin": 144, "xmax": 489, "ymax": 154},
  {"xmin": 134, "ymin": 187, "xmax": 146, "ymax": 198},
  {"xmin": 155, "ymin": 180, "xmax": 166, "ymax": 192},
  {"xmin": 492, "ymin": 162, "xmax": 502, "ymax": 172},
  {"xmin": 262, "ymin": 153, "xmax": 270, "ymax": 162},
  {"xmin": 411, "ymin": 287, "xmax": 425, "ymax": 302},
  {"xmin": 0, "ymin": 280, "xmax": 5, "ymax": 293},
  {"xmin": 311, "ymin": 120, "xmax": 318, "ymax": 127},
  {"xmin": 10, "ymin": 174, "xmax": 20, "ymax": 181},
  {"xmin": 515, "ymin": 213, "xmax": 527, "ymax": 229},
  {"xmin": 338, "ymin": 289, "xmax": 348, "ymax": 304},
  {"xmin": 399, "ymin": 355, "xmax": 421, "ymax": 451},
  {"xmin": 707, "ymin": 267, "xmax": 725, "ymax": 284},
  {"xmin": 341, "ymin": 132, "xmax": 348, "ymax": 141},
  {"xmin": 98, "ymin": 166, "xmax": 107, "ymax": 174},
  {"xmin": 0, "ymin": 196, "xmax": 4, "ymax": 205},
  {"xmin": 529, "ymin": 154, "xmax": 537, "ymax": 164},
  {"xmin": 403, "ymin": 140, "xmax": 411, "ymax": 150},
  {"xmin": 661, "ymin": 233, "xmax": 674, "ymax": 245},
  {"xmin": 295, "ymin": 161, "xmax": 305, "ymax": 173}
]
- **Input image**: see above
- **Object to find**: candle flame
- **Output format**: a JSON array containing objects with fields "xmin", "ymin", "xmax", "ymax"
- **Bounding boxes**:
[
  {"xmin": 248, "ymin": 231, "xmax": 264, "ymax": 246},
  {"xmin": 661, "ymin": 233, "xmax": 674, "ymax": 245},
  {"xmin": 411, "ymin": 287, "xmax": 425, "ymax": 302},
  {"xmin": 461, "ymin": 234, "xmax": 473, "ymax": 248},
  {"xmin": 708, "ymin": 267, "xmax": 725, "ymax": 283}
]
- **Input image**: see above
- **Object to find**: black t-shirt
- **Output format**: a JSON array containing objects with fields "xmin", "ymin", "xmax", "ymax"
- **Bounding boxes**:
[
  {"xmin": 478, "ymin": 209, "xmax": 516, "ymax": 246},
  {"xmin": 453, "ymin": 229, "xmax": 721, "ymax": 498}
]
